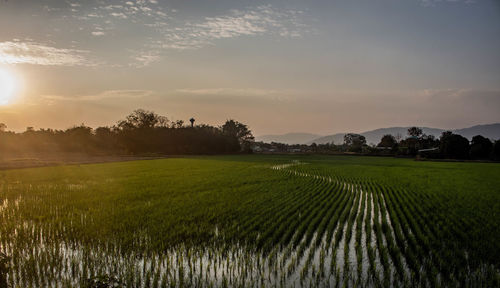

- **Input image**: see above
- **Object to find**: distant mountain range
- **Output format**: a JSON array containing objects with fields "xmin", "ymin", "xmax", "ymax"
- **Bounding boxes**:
[
  {"xmin": 256, "ymin": 133, "xmax": 322, "ymax": 145},
  {"xmin": 256, "ymin": 123, "xmax": 500, "ymax": 145}
]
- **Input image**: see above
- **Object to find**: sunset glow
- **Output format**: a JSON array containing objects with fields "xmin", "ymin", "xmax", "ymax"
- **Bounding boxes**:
[
  {"xmin": 0, "ymin": 0, "xmax": 498, "ymax": 134},
  {"xmin": 0, "ymin": 1, "xmax": 499, "ymax": 287},
  {"xmin": 0, "ymin": 68, "xmax": 17, "ymax": 105}
]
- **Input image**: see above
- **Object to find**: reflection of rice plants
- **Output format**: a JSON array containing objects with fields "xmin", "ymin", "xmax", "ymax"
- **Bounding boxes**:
[
  {"xmin": 83, "ymin": 275, "xmax": 122, "ymax": 288},
  {"xmin": 0, "ymin": 155, "xmax": 499, "ymax": 287},
  {"xmin": 0, "ymin": 252, "xmax": 9, "ymax": 288}
]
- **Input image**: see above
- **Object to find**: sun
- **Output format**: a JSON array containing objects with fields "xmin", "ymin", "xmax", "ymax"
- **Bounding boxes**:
[{"xmin": 0, "ymin": 68, "xmax": 17, "ymax": 105}]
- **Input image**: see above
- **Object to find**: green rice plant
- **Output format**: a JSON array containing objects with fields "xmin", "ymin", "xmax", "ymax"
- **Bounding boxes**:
[{"xmin": 0, "ymin": 155, "xmax": 499, "ymax": 287}]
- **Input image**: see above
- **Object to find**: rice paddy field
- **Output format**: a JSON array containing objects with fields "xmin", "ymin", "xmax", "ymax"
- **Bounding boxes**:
[{"xmin": 0, "ymin": 155, "xmax": 499, "ymax": 287}]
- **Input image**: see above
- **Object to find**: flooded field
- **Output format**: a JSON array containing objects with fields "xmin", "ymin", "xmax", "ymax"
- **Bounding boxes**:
[{"xmin": 0, "ymin": 156, "xmax": 499, "ymax": 287}]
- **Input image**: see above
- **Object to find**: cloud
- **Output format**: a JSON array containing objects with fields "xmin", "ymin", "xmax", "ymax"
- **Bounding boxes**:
[
  {"xmin": 18, "ymin": 2, "xmax": 307, "ymax": 67},
  {"xmin": 419, "ymin": 0, "xmax": 476, "ymax": 7},
  {"xmin": 91, "ymin": 31, "xmax": 106, "ymax": 36},
  {"xmin": 422, "ymin": 89, "xmax": 500, "ymax": 106},
  {"xmin": 174, "ymin": 88, "xmax": 294, "ymax": 104},
  {"xmin": 158, "ymin": 5, "xmax": 307, "ymax": 50},
  {"xmin": 92, "ymin": 0, "xmax": 169, "ymax": 22},
  {"xmin": 176, "ymin": 88, "xmax": 287, "ymax": 97},
  {"xmin": 42, "ymin": 90, "xmax": 154, "ymax": 102},
  {"xmin": 110, "ymin": 12, "xmax": 128, "ymax": 19},
  {"xmin": 0, "ymin": 41, "xmax": 90, "ymax": 66},
  {"xmin": 131, "ymin": 51, "xmax": 161, "ymax": 68}
]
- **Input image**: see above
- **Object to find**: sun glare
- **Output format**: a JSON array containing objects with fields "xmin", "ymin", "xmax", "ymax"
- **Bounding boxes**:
[{"xmin": 0, "ymin": 68, "xmax": 17, "ymax": 105}]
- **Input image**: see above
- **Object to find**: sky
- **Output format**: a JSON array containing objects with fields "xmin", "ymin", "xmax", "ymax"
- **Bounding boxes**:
[{"xmin": 0, "ymin": 0, "xmax": 499, "ymax": 136}]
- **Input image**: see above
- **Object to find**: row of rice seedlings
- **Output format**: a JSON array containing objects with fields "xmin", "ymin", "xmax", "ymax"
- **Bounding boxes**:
[
  {"xmin": 236, "ymin": 175, "xmax": 319, "ymax": 245},
  {"xmin": 354, "ymin": 187, "xmax": 367, "ymax": 283},
  {"xmin": 330, "ymin": 184, "xmax": 359, "ymax": 286},
  {"xmin": 274, "ymin": 168, "xmax": 357, "ymax": 285},
  {"xmin": 373, "ymin": 186, "xmax": 408, "ymax": 284},
  {"xmin": 343, "ymin": 181, "xmax": 363, "ymax": 283},
  {"xmin": 396, "ymin": 186, "xmax": 478, "ymax": 286},
  {"xmin": 258, "ymin": 179, "xmax": 336, "ymax": 254},
  {"xmin": 363, "ymin": 188, "xmax": 383, "ymax": 287},
  {"xmin": 370, "ymin": 182, "xmax": 393, "ymax": 287},
  {"xmin": 261, "ymin": 180, "xmax": 334, "ymax": 276},
  {"xmin": 293, "ymin": 182, "xmax": 346, "ymax": 283},
  {"xmin": 393, "ymin": 185, "xmax": 475, "ymax": 286},
  {"xmin": 386, "ymin": 189, "xmax": 450, "ymax": 283},
  {"xmin": 399, "ymin": 186, "xmax": 474, "ymax": 283},
  {"xmin": 390, "ymin": 187, "xmax": 444, "ymax": 286},
  {"xmin": 382, "ymin": 186, "xmax": 423, "ymax": 285},
  {"xmin": 307, "ymin": 180, "xmax": 358, "ymax": 287},
  {"xmin": 279, "ymin": 180, "xmax": 345, "ymax": 276}
]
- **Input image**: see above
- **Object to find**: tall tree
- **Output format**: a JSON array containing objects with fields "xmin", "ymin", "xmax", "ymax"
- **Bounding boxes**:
[
  {"xmin": 221, "ymin": 120, "xmax": 254, "ymax": 143},
  {"xmin": 493, "ymin": 140, "xmax": 500, "ymax": 161},
  {"xmin": 117, "ymin": 109, "xmax": 168, "ymax": 130},
  {"xmin": 221, "ymin": 120, "xmax": 254, "ymax": 151},
  {"xmin": 407, "ymin": 127, "xmax": 423, "ymax": 138},
  {"xmin": 470, "ymin": 135, "xmax": 493, "ymax": 159},
  {"xmin": 344, "ymin": 133, "xmax": 366, "ymax": 152},
  {"xmin": 439, "ymin": 131, "xmax": 470, "ymax": 159},
  {"xmin": 378, "ymin": 134, "xmax": 397, "ymax": 149}
]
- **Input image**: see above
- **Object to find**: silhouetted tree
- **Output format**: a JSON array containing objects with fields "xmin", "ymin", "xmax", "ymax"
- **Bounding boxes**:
[
  {"xmin": 470, "ymin": 135, "xmax": 493, "ymax": 159},
  {"xmin": 395, "ymin": 133, "xmax": 403, "ymax": 143},
  {"xmin": 439, "ymin": 131, "xmax": 470, "ymax": 159},
  {"xmin": 420, "ymin": 134, "xmax": 438, "ymax": 147},
  {"xmin": 221, "ymin": 120, "xmax": 254, "ymax": 151},
  {"xmin": 310, "ymin": 142, "xmax": 318, "ymax": 152},
  {"xmin": 95, "ymin": 127, "xmax": 120, "ymax": 152},
  {"xmin": 493, "ymin": 140, "xmax": 500, "ymax": 161},
  {"xmin": 190, "ymin": 118, "xmax": 195, "ymax": 127},
  {"xmin": 407, "ymin": 127, "xmax": 423, "ymax": 138},
  {"xmin": 172, "ymin": 120, "xmax": 184, "ymax": 128},
  {"xmin": 117, "ymin": 109, "xmax": 168, "ymax": 130},
  {"xmin": 62, "ymin": 125, "xmax": 94, "ymax": 152},
  {"xmin": 0, "ymin": 110, "xmax": 254, "ymax": 156},
  {"xmin": 344, "ymin": 133, "xmax": 366, "ymax": 152},
  {"xmin": 378, "ymin": 134, "xmax": 397, "ymax": 149}
]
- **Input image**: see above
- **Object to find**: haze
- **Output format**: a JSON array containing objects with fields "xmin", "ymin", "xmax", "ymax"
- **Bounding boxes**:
[{"xmin": 0, "ymin": 0, "xmax": 499, "ymax": 135}]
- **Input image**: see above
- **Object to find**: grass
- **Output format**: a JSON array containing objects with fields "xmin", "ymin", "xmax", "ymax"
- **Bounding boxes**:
[{"xmin": 0, "ymin": 154, "xmax": 499, "ymax": 287}]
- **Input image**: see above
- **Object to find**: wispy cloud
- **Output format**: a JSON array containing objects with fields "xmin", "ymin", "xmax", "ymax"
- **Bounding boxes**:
[
  {"xmin": 42, "ymin": 90, "xmax": 154, "ymax": 103},
  {"xmin": 91, "ymin": 31, "xmax": 106, "ymax": 36},
  {"xmin": 175, "ymin": 88, "xmax": 294, "ymax": 102},
  {"xmin": 0, "ymin": 40, "xmax": 90, "ymax": 66},
  {"xmin": 17, "ymin": 2, "xmax": 308, "ymax": 67},
  {"xmin": 419, "ymin": 0, "xmax": 476, "ymax": 7},
  {"xmin": 159, "ymin": 5, "xmax": 307, "ymax": 51},
  {"xmin": 74, "ymin": 0, "xmax": 170, "ymax": 25},
  {"xmin": 176, "ymin": 88, "xmax": 285, "ymax": 97},
  {"xmin": 421, "ymin": 88, "xmax": 500, "ymax": 104},
  {"xmin": 130, "ymin": 50, "xmax": 161, "ymax": 68}
]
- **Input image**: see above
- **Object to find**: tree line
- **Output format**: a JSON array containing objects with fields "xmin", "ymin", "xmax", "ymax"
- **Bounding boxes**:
[
  {"xmin": 0, "ymin": 109, "xmax": 254, "ymax": 156},
  {"xmin": 370, "ymin": 127, "xmax": 500, "ymax": 160},
  {"xmin": 254, "ymin": 127, "xmax": 500, "ymax": 161},
  {"xmin": 332, "ymin": 127, "xmax": 499, "ymax": 160}
]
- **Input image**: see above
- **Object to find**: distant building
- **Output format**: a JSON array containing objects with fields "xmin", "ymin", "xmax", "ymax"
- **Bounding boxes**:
[
  {"xmin": 418, "ymin": 147, "xmax": 439, "ymax": 158},
  {"xmin": 251, "ymin": 145, "xmax": 262, "ymax": 152}
]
